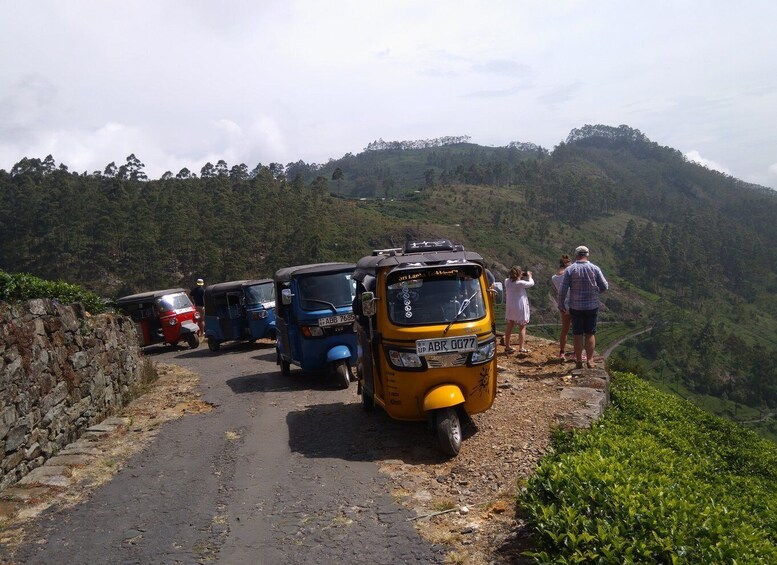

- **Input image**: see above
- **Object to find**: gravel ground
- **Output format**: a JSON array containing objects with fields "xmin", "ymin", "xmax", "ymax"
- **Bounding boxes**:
[{"xmin": 378, "ymin": 335, "xmax": 588, "ymax": 564}]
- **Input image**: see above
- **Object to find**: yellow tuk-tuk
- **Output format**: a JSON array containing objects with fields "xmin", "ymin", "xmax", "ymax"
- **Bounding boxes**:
[{"xmin": 353, "ymin": 239, "xmax": 498, "ymax": 456}]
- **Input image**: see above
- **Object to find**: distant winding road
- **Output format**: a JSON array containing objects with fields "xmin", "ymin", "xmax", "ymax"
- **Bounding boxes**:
[{"xmin": 601, "ymin": 326, "xmax": 653, "ymax": 359}]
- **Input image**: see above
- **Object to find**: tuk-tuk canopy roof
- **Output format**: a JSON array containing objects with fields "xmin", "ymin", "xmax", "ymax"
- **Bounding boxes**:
[
  {"xmin": 273, "ymin": 262, "xmax": 356, "ymax": 283},
  {"xmin": 353, "ymin": 245, "xmax": 485, "ymax": 283},
  {"xmin": 204, "ymin": 279, "xmax": 273, "ymax": 297},
  {"xmin": 116, "ymin": 288, "xmax": 187, "ymax": 306}
]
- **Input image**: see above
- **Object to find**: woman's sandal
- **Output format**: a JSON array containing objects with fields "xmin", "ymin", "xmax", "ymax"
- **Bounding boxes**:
[{"xmin": 504, "ymin": 347, "xmax": 516, "ymax": 353}]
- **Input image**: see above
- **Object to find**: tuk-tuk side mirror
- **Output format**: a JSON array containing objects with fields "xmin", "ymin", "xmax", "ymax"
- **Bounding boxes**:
[
  {"xmin": 281, "ymin": 288, "xmax": 294, "ymax": 306},
  {"xmin": 361, "ymin": 291, "xmax": 376, "ymax": 317}
]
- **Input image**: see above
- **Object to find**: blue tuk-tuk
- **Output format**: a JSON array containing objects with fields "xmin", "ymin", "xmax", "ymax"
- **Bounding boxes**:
[
  {"xmin": 273, "ymin": 262, "xmax": 358, "ymax": 388},
  {"xmin": 204, "ymin": 279, "xmax": 276, "ymax": 352}
]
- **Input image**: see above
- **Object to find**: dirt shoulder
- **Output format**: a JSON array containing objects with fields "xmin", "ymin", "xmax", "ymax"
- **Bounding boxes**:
[{"xmin": 381, "ymin": 336, "xmax": 596, "ymax": 564}]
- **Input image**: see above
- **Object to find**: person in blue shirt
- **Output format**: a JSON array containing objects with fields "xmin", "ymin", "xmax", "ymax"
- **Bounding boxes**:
[{"xmin": 556, "ymin": 246, "xmax": 608, "ymax": 369}]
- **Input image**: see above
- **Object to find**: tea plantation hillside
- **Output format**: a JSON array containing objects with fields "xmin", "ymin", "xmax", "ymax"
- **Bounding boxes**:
[{"xmin": 522, "ymin": 372, "xmax": 777, "ymax": 563}]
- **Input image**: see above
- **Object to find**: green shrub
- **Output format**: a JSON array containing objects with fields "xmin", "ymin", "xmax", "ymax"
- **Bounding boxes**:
[
  {"xmin": 521, "ymin": 372, "xmax": 777, "ymax": 563},
  {"xmin": 0, "ymin": 271, "xmax": 106, "ymax": 314}
]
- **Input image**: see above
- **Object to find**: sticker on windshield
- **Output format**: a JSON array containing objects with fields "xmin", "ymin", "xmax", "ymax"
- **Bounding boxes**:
[{"xmin": 402, "ymin": 283, "xmax": 413, "ymax": 319}]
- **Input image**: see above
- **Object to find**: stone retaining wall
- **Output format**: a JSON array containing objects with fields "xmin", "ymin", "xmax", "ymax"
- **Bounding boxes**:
[{"xmin": 0, "ymin": 299, "xmax": 145, "ymax": 490}]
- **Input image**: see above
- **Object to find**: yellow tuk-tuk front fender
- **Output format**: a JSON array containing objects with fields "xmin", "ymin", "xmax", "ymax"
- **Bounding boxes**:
[{"xmin": 422, "ymin": 384, "xmax": 465, "ymax": 412}]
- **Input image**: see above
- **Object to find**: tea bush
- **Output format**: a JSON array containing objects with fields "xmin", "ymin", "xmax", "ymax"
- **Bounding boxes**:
[
  {"xmin": 0, "ymin": 271, "xmax": 105, "ymax": 314},
  {"xmin": 521, "ymin": 372, "xmax": 777, "ymax": 563}
]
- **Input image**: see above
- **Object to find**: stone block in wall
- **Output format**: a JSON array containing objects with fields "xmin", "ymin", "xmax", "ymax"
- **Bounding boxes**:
[
  {"xmin": 28, "ymin": 357, "xmax": 48, "ymax": 384},
  {"xmin": 0, "ymin": 406, "xmax": 17, "ymax": 439},
  {"xmin": 70, "ymin": 350, "xmax": 89, "ymax": 371},
  {"xmin": 27, "ymin": 299, "xmax": 48, "ymax": 317},
  {"xmin": 28, "ymin": 408, "xmax": 41, "ymax": 429},
  {"xmin": 42, "ymin": 404, "xmax": 65, "ymax": 429},
  {"xmin": 26, "ymin": 442, "xmax": 42, "ymax": 460},
  {"xmin": 41, "ymin": 382, "xmax": 69, "ymax": 415},
  {"xmin": 5, "ymin": 422, "xmax": 28, "ymax": 453},
  {"xmin": 44, "ymin": 315, "xmax": 63, "ymax": 335},
  {"xmin": 53, "ymin": 302, "xmax": 78, "ymax": 333},
  {"xmin": 2, "ymin": 450, "xmax": 25, "ymax": 473},
  {"xmin": 4, "ymin": 357, "xmax": 23, "ymax": 382},
  {"xmin": 32, "ymin": 317, "xmax": 46, "ymax": 336},
  {"xmin": 89, "ymin": 370, "xmax": 108, "ymax": 403}
]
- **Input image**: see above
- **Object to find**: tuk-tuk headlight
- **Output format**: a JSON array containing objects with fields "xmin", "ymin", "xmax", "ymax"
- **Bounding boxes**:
[
  {"xmin": 301, "ymin": 325, "xmax": 324, "ymax": 337},
  {"xmin": 470, "ymin": 340, "xmax": 495, "ymax": 364},
  {"xmin": 168, "ymin": 318, "xmax": 178, "ymax": 326},
  {"xmin": 388, "ymin": 349, "xmax": 422, "ymax": 368},
  {"xmin": 252, "ymin": 310, "xmax": 268, "ymax": 320}
]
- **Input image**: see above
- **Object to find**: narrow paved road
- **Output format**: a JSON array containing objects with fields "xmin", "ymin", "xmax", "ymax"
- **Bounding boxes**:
[{"xmin": 9, "ymin": 341, "xmax": 445, "ymax": 564}]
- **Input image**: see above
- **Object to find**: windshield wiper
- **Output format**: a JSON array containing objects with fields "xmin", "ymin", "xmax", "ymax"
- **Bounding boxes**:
[
  {"xmin": 304, "ymin": 298, "xmax": 337, "ymax": 313},
  {"xmin": 443, "ymin": 289, "xmax": 480, "ymax": 336}
]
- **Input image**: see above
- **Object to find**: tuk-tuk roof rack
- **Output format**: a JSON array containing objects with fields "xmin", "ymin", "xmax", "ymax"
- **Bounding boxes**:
[
  {"xmin": 354, "ymin": 240, "xmax": 485, "ymax": 282},
  {"xmin": 116, "ymin": 288, "xmax": 188, "ymax": 305},
  {"xmin": 371, "ymin": 239, "xmax": 464, "ymax": 257},
  {"xmin": 204, "ymin": 279, "xmax": 273, "ymax": 295},
  {"xmin": 371, "ymin": 247, "xmax": 402, "ymax": 257},
  {"xmin": 402, "ymin": 239, "xmax": 463, "ymax": 254},
  {"xmin": 273, "ymin": 262, "xmax": 357, "ymax": 283}
]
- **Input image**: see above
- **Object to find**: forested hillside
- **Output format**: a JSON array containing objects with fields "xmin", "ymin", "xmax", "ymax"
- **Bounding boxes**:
[{"xmin": 1, "ymin": 124, "xmax": 776, "ymax": 437}]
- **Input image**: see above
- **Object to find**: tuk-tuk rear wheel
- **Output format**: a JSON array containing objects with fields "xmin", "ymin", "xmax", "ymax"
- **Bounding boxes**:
[
  {"xmin": 335, "ymin": 361, "xmax": 351, "ymax": 389},
  {"xmin": 434, "ymin": 407, "xmax": 462, "ymax": 456}
]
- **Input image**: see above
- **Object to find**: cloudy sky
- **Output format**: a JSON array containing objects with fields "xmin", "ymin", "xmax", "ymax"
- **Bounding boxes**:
[{"xmin": 2, "ymin": 1, "xmax": 776, "ymax": 188}]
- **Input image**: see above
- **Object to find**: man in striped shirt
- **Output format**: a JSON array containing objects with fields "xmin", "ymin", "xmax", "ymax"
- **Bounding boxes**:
[{"xmin": 557, "ymin": 246, "xmax": 609, "ymax": 369}]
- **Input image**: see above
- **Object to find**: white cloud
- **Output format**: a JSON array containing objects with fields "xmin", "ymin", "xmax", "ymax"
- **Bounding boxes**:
[
  {"xmin": 0, "ymin": 2, "xmax": 776, "ymax": 188},
  {"xmin": 769, "ymin": 163, "xmax": 777, "ymax": 177},
  {"xmin": 684, "ymin": 150, "xmax": 731, "ymax": 175}
]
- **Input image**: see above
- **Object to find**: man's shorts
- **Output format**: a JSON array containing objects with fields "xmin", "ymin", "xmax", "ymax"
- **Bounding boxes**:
[{"xmin": 569, "ymin": 308, "xmax": 599, "ymax": 335}]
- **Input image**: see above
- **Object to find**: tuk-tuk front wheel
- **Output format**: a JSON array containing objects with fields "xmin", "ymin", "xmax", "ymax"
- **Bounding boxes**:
[
  {"xmin": 208, "ymin": 337, "xmax": 220, "ymax": 352},
  {"xmin": 434, "ymin": 407, "xmax": 462, "ymax": 456},
  {"xmin": 335, "ymin": 360, "xmax": 352, "ymax": 389},
  {"xmin": 277, "ymin": 349, "xmax": 291, "ymax": 376},
  {"xmin": 185, "ymin": 333, "xmax": 200, "ymax": 349}
]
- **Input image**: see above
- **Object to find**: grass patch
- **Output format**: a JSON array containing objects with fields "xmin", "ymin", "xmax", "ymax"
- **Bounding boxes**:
[
  {"xmin": 520, "ymin": 372, "xmax": 777, "ymax": 563},
  {"xmin": 432, "ymin": 498, "xmax": 457, "ymax": 512}
]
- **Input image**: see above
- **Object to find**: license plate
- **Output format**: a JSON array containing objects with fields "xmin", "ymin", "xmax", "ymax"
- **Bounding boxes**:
[
  {"xmin": 318, "ymin": 313, "xmax": 356, "ymax": 327},
  {"xmin": 416, "ymin": 335, "xmax": 477, "ymax": 356}
]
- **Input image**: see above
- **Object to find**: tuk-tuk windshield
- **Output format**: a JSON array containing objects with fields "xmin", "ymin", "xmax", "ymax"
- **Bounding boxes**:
[
  {"xmin": 244, "ymin": 283, "xmax": 275, "ymax": 306},
  {"xmin": 157, "ymin": 293, "xmax": 192, "ymax": 313},
  {"xmin": 297, "ymin": 272, "xmax": 356, "ymax": 312},
  {"xmin": 386, "ymin": 265, "xmax": 485, "ymax": 325}
]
